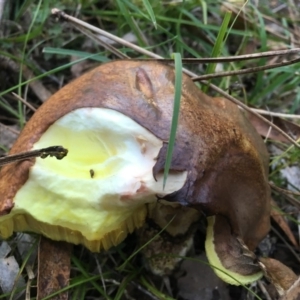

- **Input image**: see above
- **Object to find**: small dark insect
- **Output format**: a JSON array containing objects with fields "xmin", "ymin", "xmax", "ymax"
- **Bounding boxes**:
[
  {"xmin": 0, "ymin": 146, "xmax": 68, "ymax": 167},
  {"xmin": 90, "ymin": 169, "xmax": 95, "ymax": 178}
]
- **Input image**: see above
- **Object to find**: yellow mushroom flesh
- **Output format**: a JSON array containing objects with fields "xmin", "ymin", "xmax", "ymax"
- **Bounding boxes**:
[{"xmin": 0, "ymin": 108, "xmax": 187, "ymax": 251}]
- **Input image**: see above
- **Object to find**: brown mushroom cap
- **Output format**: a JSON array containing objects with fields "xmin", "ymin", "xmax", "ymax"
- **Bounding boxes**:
[{"xmin": 0, "ymin": 61, "xmax": 270, "ymax": 282}]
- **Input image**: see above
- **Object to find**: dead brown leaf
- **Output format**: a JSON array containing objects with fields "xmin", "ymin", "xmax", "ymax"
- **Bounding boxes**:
[
  {"xmin": 247, "ymin": 113, "xmax": 300, "ymax": 143},
  {"xmin": 271, "ymin": 199, "xmax": 298, "ymax": 248},
  {"xmin": 259, "ymin": 257, "xmax": 298, "ymax": 297},
  {"xmin": 280, "ymin": 277, "xmax": 300, "ymax": 300}
]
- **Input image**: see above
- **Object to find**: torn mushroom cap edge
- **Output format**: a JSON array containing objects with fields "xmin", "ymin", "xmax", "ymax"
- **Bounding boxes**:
[{"xmin": 0, "ymin": 107, "xmax": 188, "ymax": 252}]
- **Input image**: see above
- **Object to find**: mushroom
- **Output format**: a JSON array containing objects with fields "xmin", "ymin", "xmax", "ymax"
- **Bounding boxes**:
[
  {"xmin": 138, "ymin": 201, "xmax": 201, "ymax": 276},
  {"xmin": 0, "ymin": 61, "xmax": 270, "ymax": 285}
]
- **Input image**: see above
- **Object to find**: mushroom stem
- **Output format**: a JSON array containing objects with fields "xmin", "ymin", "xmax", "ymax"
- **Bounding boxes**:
[{"xmin": 37, "ymin": 236, "xmax": 72, "ymax": 300}]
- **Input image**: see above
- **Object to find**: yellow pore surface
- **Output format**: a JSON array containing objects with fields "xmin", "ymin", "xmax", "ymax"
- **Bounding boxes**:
[{"xmin": 0, "ymin": 108, "xmax": 187, "ymax": 251}]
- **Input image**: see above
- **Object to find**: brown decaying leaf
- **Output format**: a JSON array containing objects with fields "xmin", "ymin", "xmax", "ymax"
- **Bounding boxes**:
[
  {"xmin": 37, "ymin": 236, "xmax": 72, "ymax": 300},
  {"xmin": 259, "ymin": 257, "xmax": 298, "ymax": 296},
  {"xmin": 247, "ymin": 113, "xmax": 300, "ymax": 143},
  {"xmin": 280, "ymin": 277, "xmax": 300, "ymax": 300},
  {"xmin": 271, "ymin": 199, "xmax": 298, "ymax": 248}
]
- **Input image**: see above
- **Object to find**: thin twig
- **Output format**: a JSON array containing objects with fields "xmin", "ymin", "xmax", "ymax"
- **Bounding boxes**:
[
  {"xmin": 130, "ymin": 281, "xmax": 160, "ymax": 300},
  {"xmin": 49, "ymin": 11, "xmax": 300, "ymax": 63},
  {"xmin": 72, "ymin": 24, "xmax": 129, "ymax": 59},
  {"xmin": 270, "ymin": 184, "xmax": 300, "ymax": 209},
  {"xmin": 133, "ymin": 48, "xmax": 300, "ymax": 63},
  {"xmin": 191, "ymin": 56, "xmax": 300, "ymax": 81},
  {"xmin": 271, "ymin": 225, "xmax": 300, "ymax": 264},
  {"xmin": 94, "ymin": 255, "xmax": 106, "ymax": 294},
  {"xmin": 52, "ymin": 8, "xmax": 300, "ymax": 64},
  {"xmin": 0, "ymin": 146, "xmax": 68, "ymax": 166},
  {"xmin": 270, "ymin": 182, "xmax": 300, "ymax": 197},
  {"xmin": 22, "ymin": 64, "xmax": 53, "ymax": 102},
  {"xmin": 0, "ymin": 123, "xmax": 20, "ymax": 135},
  {"xmin": 51, "ymin": 8, "xmax": 163, "ymax": 59},
  {"xmin": 103, "ymin": 279, "xmax": 136, "ymax": 300},
  {"xmin": 258, "ymin": 280, "xmax": 272, "ymax": 300},
  {"xmin": 12, "ymin": 92, "xmax": 37, "ymax": 112},
  {"xmin": 251, "ymin": 109, "xmax": 300, "ymax": 119}
]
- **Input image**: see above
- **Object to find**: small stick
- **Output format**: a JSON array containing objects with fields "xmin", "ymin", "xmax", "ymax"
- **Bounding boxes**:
[
  {"xmin": 12, "ymin": 92, "xmax": 37, "ymax": 112},
  {"xmin": 270, "ymin": 182, "xmax": 300, "ymax": 197},
  {"xmin": 251, "ymin": 109, "xmax": 300, "ymax": 119},
  {"xmin": 0, "ymin": 146, "xmax": 68, "ymax": 166},
  {"xmin": 258, "ymin": 280, "xmax": 273, "ymax": 300},
  {"xmin": 37, "ymin": 237, "xmax": 72, "ymax": 300},
  {"xmin": 191, "ymin": 56, "xmax": 300, "ymax": 81}
]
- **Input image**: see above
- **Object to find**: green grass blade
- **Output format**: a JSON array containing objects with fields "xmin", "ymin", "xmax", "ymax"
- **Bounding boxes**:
[
  {"xmin": 116, "ymin": 0, "xmax": 146, "ymax": 46},
  {"xmin": 17, "ymin": 0, "xmax": 43, "ymax": 128},
  {"xmin": 140, "ymin": 276, "xmax": 176, "ymax": 300},
  {"xmin": 0, "ymin": 99, "xmax": 20, "ymax": 118},
  {"xmin": 175, "ymin": 1, "xmax": 185, "ymax": 54},
  {"xmin": 141, "ymin": 0, "xmax": 157, "ymax": 29},
  {"xmin": 200, "ymin": 0, "xmax": 208, "ymax": 24},
  {"xmin": 15, "ymin": 0, "xmax": 34, "ymax": 21},
  {"xmin": 249, "ymin": 4, "xmax": 267, "ymax": 98},
  {"xmin": 43, "ymin": 275, "xmax": 103, "ymax": 300},
  {"xmin": 251, "ymin": 70, "xmax": 292, "ymax": 104},
  {"xmin": 202, "ymin": 11, "xmax": 232, "ymax": 93},
  {"xmin": 9, "ymin": 236, "xmax": 38, "ymax": 300},
  {"xmin": 0, "ymin": 54, "xmax": 107, "ymax": 99},
  {"xmin": 117, "ymin": 215, "xmax": 176, "ymax": 272},
  {"xmin": 43, "ymin": 47, "xmax": 109, "ymax": 62},
  {"xmin": 71, "ymin": 256, "xmax": 111, "ymax": 299},
  {"xmin": 163, "ymin": 53, "xmax": 182, "ymax": 189},
  {"xmin": 0, "ymin": 28, "xmax": 42, "ymax": 43},
  {"xmin": 114, "ymin": 270, "xmax": 140, "ymax": 300}
]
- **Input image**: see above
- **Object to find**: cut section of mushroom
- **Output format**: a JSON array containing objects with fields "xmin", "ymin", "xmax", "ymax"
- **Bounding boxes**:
[
  {"xmin": 0, "ymin": 108, "xmax": 187, "ymax": 251},
  {"xmin": 0, "ymin": 61, "xmax": 270, "ymax": 284}
]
